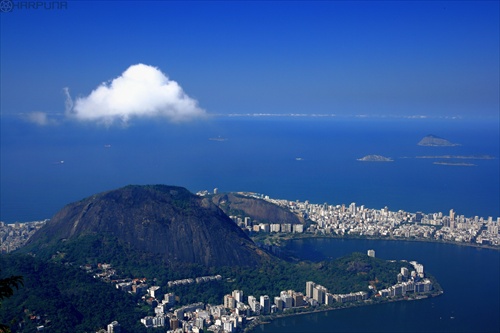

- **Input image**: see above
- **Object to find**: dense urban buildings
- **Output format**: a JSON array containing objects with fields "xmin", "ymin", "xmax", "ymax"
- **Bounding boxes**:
[
  {"xmin": 0, "ymin": 220, "xmax": 47, "ymax": 253},
  {"xmin": 226, "ymin": 192, "xmax": 500, "ymax": 247}
]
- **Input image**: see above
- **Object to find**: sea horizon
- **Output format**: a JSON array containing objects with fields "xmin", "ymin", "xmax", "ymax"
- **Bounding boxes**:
[{"xmin": 1, "ymin": 116, "xmax": 499, "ymax": 223}]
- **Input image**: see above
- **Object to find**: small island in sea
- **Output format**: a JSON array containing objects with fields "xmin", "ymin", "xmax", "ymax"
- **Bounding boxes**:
[
  {"xmin": 433, "ymin": 162, "xmax": 476, "ymax": 167},
  {"xmin": 418, "ymin": 134, "xmax": 460, "ymax": 147},
  {"xmin": 357, "ymin": 155, "xmax": 393, "ymax": 162}
]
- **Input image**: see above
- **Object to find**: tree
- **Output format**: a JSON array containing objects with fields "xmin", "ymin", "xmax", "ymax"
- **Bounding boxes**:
[{"xmin": 0, "ymin": 273, "xmax": 23, "ymax": 333}]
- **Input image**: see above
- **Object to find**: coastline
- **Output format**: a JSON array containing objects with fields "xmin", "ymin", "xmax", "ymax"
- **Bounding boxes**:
[
  {"xmin": 252, "ymin": 232, "xmax": 500, "ymax": 252},
  {"xmin": 245, "ymin": 290, "xmax": 444, "ymax": 332},
  {"xmin": 433, "ymin": 162, "xmax": 476, "ymax": 167}
]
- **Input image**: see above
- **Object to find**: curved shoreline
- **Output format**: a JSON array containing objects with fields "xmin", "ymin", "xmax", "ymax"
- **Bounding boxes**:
[
  {"xmin": 252, "ymin": 233, "xmax": 500, "ymax": 251},
  {"xmin": 245, "ymin": 291, "xmax": 443, "ymax": 332}
]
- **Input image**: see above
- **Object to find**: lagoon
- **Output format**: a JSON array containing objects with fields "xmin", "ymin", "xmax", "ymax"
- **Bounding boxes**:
[{"xmin": 254, "ymin": 238, "xmax": 499, "ymax": 333}]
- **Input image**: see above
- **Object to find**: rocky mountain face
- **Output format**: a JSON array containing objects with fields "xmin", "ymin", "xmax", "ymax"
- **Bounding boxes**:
[
  {"xmin": 26, "ymin": 185, "xmax": 268, "ymax": 267},
  {"xmin": 211, "ymin": 193, "xmax": 304, "ymax": 225}
]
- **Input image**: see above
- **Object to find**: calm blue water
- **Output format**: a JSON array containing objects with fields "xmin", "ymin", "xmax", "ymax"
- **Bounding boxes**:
[
  {"xmin": 255, "ymin": 238, "xmax": 500, "ymax": 333},
  {"xmin": 1, "ymin": 116, "xmax": 499, "ymax": 222}
]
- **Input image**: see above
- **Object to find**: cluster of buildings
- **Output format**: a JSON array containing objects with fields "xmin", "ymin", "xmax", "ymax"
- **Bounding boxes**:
[
  {"xmin": 241, "ymin": 193, "xmax": 499, "ymax": 247},
  {"xmin": 111, "ymin": 249, "xmax": 431, "ymax": 332},
  {"xmin": 95, "ymin": 321, "xmax": 121, "ymax": 333},
  {"xmin": 305, "ymin": 281, "xmax": 368, "ymax": 306},
  {"xmin": 167, "ymin": 275, "xmax": 222, "ymax": 287},
  {"xmin": 377, "ymin": 260, "xmax": 433, "ymax": 298},
  {"xmin": 134, "ymin": 256, "xmax": 433, "ymax": 333},
  {"xmin": 86, "ymin": 258, "xmax": 421, "ymax": 332},
  {"xmin": 135, "ymin": 285, "xmax": 315, "ymax": 332},
  {"xmin": 81, "ymin": 263, "xmax": 154, "ymax": 296},
  {"xmin": 0, "ymin": 220, "xmax": 47, "ymax": 253},
  {"xmin": 229, "ymin": 215, "xmax": 304, "ymax": 234}
]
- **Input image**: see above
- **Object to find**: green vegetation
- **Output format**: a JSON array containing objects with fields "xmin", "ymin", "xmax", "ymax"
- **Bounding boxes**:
[
  {"xmin": 24, "ymin": 232, "xmax": 407, "ymax": 302},
  {"xmin": 1, "ymin": 243, "xmax": 414, "ymax": 332},
  {"xmin": 0, "ymin": 271, "xmax": 23, "ymax": 333},
  {"xmin": 168, "ymin": 252, "xmax": 408, "ymax": 306},
  {"xmin": 0, "ymin": 255, "xmax": 147, "ymax": 333}
]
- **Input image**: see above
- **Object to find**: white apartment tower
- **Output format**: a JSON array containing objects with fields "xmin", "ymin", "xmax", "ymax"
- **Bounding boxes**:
[
  {"xmin": 401, "ymin": 267, "xmax": 409, "ymax": 278},
  {"xmin": 349, "ymin": 202, "xmax": 356, "ymax": 214},
  {"xmin": 232, "ymin": 290, "xmax": 244, "ymax": 303},
  {"xmin": 313, "ymin": 285, "xmax": 327, "ymax": 304}
]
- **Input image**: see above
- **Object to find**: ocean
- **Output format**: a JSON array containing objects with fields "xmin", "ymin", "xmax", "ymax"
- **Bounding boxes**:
[
  {"xmin": 254, "ymin": 238, "xmax": 500, "ymax": 333},
  {"xmin": 1, "ymin": 116, "xmax": 498, "ymax": 223}
]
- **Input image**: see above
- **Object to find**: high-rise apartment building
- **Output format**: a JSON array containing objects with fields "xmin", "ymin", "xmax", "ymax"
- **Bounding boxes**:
[
  {"xmin": 313, "ymin": 285, "xmax": 327, "ymax": 304},
  {"xmin": 306, "ymin": 281, "xmax": 316, "ymax": 298},
  {"xmin": 349, "ymin": 202, "xmax": 356, "ymax": 214},
  {"xmin": 260, "ymin": 295, "xmax": 271, "ymax": 315},
  {"xmin": 401, "ymin": 267, "xmax": 409, "ymax": 278},
  {"xmin": 248, "ymin": 296, "xmax": 261, "ymax": 315},
  {"xmin": 232, "ymin": 290, "xmax": 244, "ymax": 303},
  {"xmin": 224, "ymin": 294, "xmax": 236, "ymax": 309}
]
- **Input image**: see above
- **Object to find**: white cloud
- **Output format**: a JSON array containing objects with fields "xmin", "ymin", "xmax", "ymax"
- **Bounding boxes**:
[
  {"xmin": 67, "ymin": 64, "xmax": 206, "ymax": 125},
  {"xmin": 25, "ymin": 111, "xmax": 58, "ymax": 126},
  {"xmin": 63, "ymin": 87, "xmax": 73, "ymax": 115}
]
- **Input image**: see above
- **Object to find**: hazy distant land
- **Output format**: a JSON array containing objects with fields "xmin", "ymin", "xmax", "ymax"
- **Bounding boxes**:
[
  {"xmin": 357, "ymin": 155, "xmax": 394, "ymax": 162},
  {"xmin": 433, "ymin": 162, "xmax": 476, "ymax": 167},
  {"xmin": 416, "ymin": 155, "xmax": 494, "ymax": 160}
]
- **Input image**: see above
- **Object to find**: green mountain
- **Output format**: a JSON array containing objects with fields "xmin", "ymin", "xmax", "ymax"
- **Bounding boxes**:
[{"xmin": 24, "ymin": 185, "xmax": 270, "ymax": 268}]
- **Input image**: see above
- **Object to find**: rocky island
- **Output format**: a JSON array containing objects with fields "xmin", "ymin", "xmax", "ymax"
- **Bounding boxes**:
[
  {"xmin": 417, "ymin": 134, "xmax": 460, "ymax": 147},
  {"xmin": 357, "ymin": 155, "xmax": 394, "ymax": 162}
]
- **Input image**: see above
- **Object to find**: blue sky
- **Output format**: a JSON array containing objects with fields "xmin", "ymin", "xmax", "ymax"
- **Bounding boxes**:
[{"xmin": 1, "ymin": 1, "xmax": 499, "ymax": 120}]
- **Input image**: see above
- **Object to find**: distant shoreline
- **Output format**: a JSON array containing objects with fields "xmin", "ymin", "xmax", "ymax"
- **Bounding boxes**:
[
  {"xmin": 433, "ymin": 162, "xmax": 475, "ymax": 167},
  {"xmin": 416, "ymin": 155, "xmax": 494, "ymax": 160}
]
